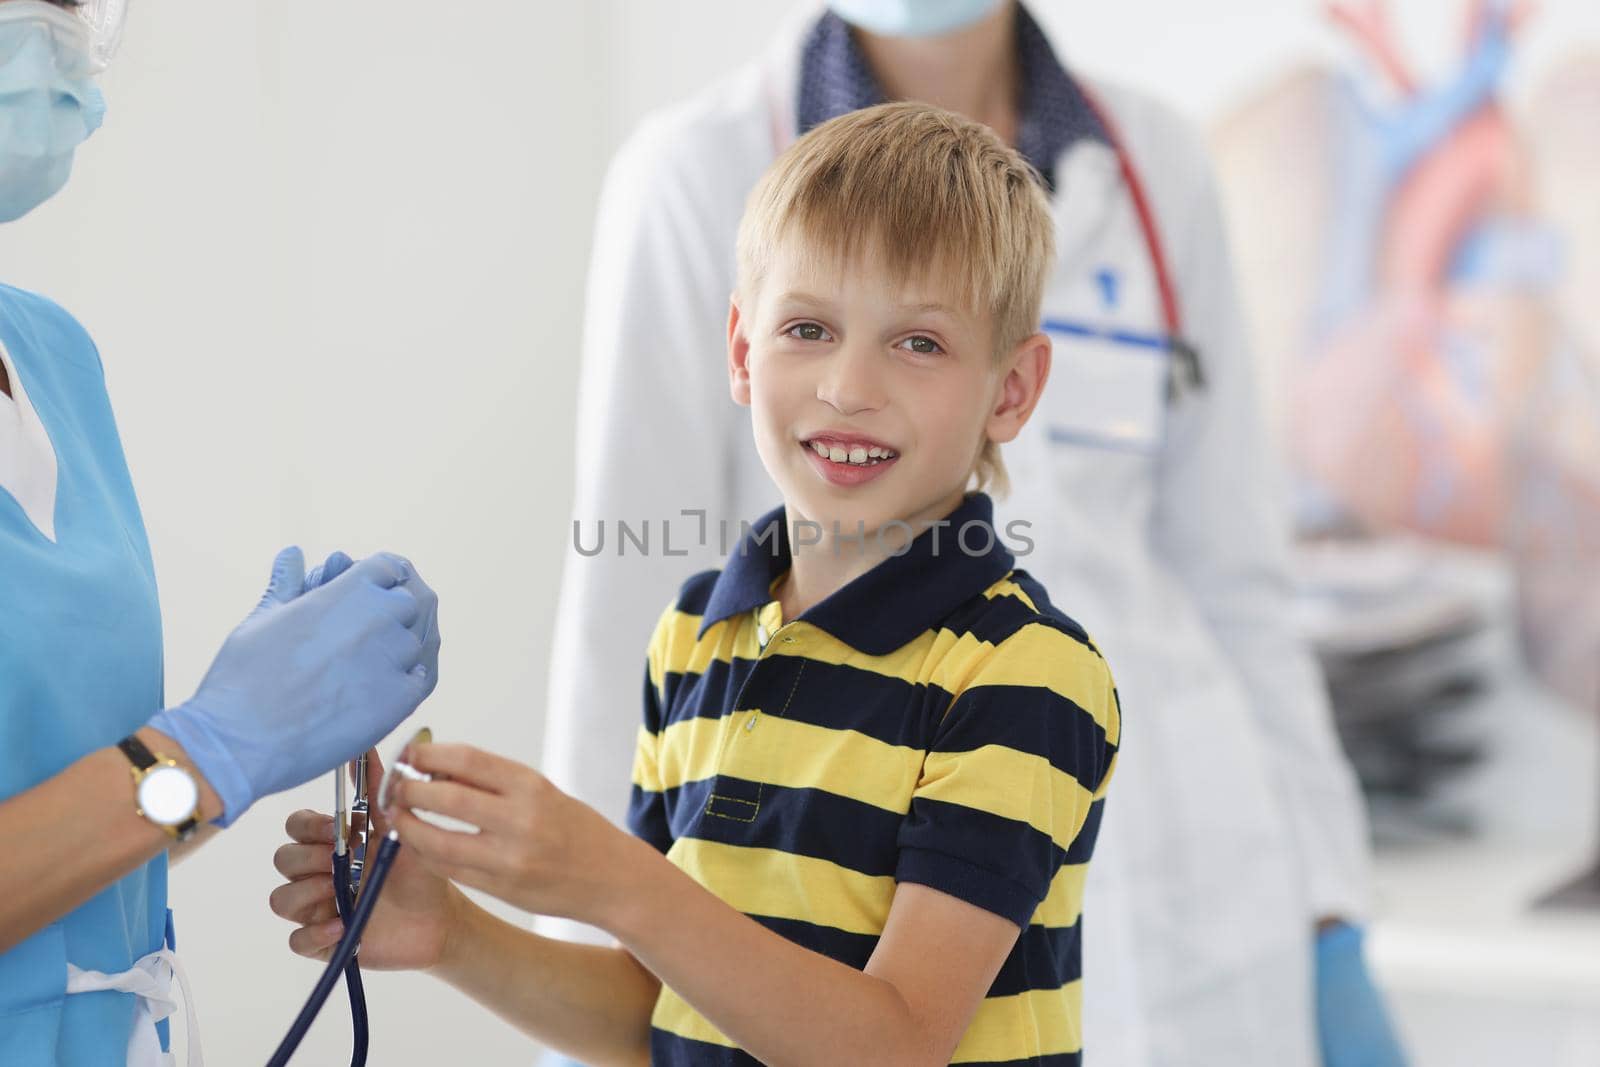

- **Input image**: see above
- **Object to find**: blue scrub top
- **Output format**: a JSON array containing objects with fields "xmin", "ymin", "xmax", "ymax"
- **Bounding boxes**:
[{"xmin": 0, "ymin": 284, "xmax": 169, "ymax": 1064}]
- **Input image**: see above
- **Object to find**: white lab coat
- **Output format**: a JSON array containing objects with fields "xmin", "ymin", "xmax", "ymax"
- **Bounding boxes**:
[{"xmin": 543, "ymin": 14, "xmax": 1371, "ymax": 1067}]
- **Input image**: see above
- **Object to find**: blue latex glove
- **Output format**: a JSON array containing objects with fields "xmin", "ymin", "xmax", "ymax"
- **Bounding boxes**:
[
  {"xmin": 1316, "ymin": 922, "xmax": 1408, "ymax": 1067},
  {"xmin": 148, "ymin": 547, "xmax": 441, "ymax": 826},
  {"xmin": 305, "ymin": 550, "xmax": 442, "ymax": 681},
  {"xmin": 303, "ymin": 549, "xmax": 354, "ymax": 592}
]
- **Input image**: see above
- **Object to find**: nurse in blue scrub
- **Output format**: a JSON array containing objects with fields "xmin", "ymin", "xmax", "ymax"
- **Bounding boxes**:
[{"xmin": 0, "ymin": 2, "xmax": 443, "ymax": 1064}]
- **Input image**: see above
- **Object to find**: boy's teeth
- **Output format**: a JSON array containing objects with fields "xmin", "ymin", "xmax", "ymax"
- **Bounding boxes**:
[{"xmin": 808, "ymin": 439, "xmax": 897, "ymax": 466}]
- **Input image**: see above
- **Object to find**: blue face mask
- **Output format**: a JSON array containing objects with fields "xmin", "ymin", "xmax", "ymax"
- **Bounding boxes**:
[
  {"xmin": 0, "ymin": 14, "xmax": 105, "ymax": 223},
  {"xmin": 825, "ymin": 0, "xmax": 1005, "ymax": 38}
]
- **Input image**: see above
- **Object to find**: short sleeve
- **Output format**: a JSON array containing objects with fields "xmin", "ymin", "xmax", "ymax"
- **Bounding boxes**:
[
  {"xmin": 895, "ymin": 621, "xmax": 1121, "ymax": 928},
  {"xmin": 624, "ymin": 601, "xmax": 678, "ymax": 855}
]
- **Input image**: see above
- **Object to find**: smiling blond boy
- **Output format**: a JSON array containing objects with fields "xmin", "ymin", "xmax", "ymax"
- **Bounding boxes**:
[{"xmin": 612, "ymin": 101, "xmax": 1122, "ymax": 1065}]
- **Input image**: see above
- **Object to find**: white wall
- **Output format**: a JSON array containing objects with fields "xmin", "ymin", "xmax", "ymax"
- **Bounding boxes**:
[{"xmin": 2, "ymin": 1, "xmax": 1599, "ymax": 1064}]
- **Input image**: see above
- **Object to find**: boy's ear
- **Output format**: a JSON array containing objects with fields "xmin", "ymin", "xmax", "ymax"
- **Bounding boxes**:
[
  {"xmin": 727, "ymin": 293, "xmax": 753, "ymax": 407},
  {"xmin": 986, "ymin": 332, "xmax": 1052, "ymax": 446}
]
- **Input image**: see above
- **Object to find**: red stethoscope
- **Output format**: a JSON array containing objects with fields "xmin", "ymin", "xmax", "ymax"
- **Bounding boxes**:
[{"xmin": 1077, "ymin": 86, "xmax": 1206, "ymax": 399}]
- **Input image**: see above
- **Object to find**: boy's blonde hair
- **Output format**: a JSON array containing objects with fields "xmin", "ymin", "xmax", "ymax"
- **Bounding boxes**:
[{"xmin": 735, "ymin": 101, "xmax": 1055, "ymax": 497}]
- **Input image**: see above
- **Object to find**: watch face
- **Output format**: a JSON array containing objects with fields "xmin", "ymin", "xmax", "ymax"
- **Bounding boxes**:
[{"xmin": 139, "ymin": 765, "xmax": 199, "ymax": 827}]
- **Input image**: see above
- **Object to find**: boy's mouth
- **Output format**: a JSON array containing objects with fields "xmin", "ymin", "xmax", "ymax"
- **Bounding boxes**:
[
  {"xmin": 799, "ymin": 433, "xmax": 900, "ymax": 489},
  {"xmin": 800, "ymin": 434, "xmax": 899, "ymax": 468}
]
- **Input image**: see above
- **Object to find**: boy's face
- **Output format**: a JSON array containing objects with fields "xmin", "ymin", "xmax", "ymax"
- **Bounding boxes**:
[{"xmin": 728, "ymin": 239, "xmax": 1049, "ymax": 544}]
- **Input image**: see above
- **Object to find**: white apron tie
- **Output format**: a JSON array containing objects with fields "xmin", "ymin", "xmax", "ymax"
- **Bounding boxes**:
[{"xmin": 66, "ymin": 946, "xmax": 203, "ymax": 1067}]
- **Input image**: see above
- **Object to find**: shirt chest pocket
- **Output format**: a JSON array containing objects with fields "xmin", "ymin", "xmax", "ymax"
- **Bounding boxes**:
[
  {"xmin": 1038, "ymin": 321, "xmax": 1171, "ymax": 454},
  {"xmin": 694, "ymin": 657, "xmax": 927, "ymax": 869},
  {"xmin": 1041, "ymin": 143, "xmax": 1175, "ymax": 458}
]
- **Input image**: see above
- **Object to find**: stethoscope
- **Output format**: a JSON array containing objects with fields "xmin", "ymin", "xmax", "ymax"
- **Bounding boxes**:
[
  {"xmin": 1074, "ymin": 84, "xmax": 1205, "ymax": 403},
  {"xmin": 264, "ymin": 728, "xmax": 434, "ymax": 1067}
]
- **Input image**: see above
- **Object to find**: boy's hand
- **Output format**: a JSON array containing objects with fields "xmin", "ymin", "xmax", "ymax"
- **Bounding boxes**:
[
  {"xmin": 268, "ymin": 750, "xmax": 465, "ymax": 972},
  {"xmin": 382, "ymin": 742, "xmax": 643, "ymax": 927}
]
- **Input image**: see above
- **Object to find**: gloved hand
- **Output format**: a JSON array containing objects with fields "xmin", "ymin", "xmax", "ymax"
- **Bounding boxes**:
[
  {"xmin": 301, "ymin": 550, "xmax": 442, "ymax": 686},
  {"xmin": 302, "ymin": 549, "xmax": 354, "ymax": 593},
  {"xmin": 148, "ymin": 546, "xmax": 442, "ymax": 826},
  {"xmin": 1315, "ymin": 921, "xmax": 1408, "ymax": 1067}
]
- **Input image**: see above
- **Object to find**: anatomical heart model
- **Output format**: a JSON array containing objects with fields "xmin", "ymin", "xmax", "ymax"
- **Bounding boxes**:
[{"xmin": 1211, "ymin": 0, "xmax": 1600, "ymax": 714}]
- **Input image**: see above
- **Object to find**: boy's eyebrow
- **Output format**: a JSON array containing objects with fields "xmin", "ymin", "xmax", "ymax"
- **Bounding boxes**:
[
  {"xmin": 773, "ymin": 290, "xmax": 832, "ymax": 308},
  {"xmin": 774, "ymin": 291, "xmax": 961, "ymax": 317}
]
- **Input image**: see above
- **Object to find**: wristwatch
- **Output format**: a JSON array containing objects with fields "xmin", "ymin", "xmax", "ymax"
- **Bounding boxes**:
[{"xmin": 118, "ymin": 734, "xmax": 201, "ymax": 842}]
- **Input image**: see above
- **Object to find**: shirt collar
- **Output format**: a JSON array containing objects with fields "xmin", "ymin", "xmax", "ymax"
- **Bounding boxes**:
[
  {"xmin": 698, "ymin": 492, "xmax": 1015, "ymax": 656},
  {"xmin": 795, "ymin": 4, "xmax": 1108, "ymax": 191}
]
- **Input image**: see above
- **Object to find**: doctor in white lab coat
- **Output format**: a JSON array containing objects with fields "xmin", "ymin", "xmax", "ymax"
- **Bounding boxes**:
[{"xmin": 545, "ymin": 3, "xmax": 1402, "ymax": 1065}]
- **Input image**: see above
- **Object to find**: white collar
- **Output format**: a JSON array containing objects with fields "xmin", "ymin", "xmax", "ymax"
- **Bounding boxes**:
[{"xmin": 0, "ymin": 339, "xmax": 59, "ymax": 542}]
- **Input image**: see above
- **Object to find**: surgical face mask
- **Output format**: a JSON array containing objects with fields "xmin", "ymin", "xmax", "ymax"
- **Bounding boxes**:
[
  {"xmin": 0, "ymin": 2, "xmax": 106, "ymax": 223},
  {"xmin": 825, "ymin": 0, "xmax": 1005, "ymax": 39}
]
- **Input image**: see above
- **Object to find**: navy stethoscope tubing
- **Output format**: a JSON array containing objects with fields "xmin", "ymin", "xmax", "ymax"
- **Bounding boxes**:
[
  {"xmin": 330, "ymin": 755, "xmax": 370, "ymax": 1067},
  {"xmin": 266, "ymin": 732, "xmax": 430, "ymax": 1067},
  {"xmin": 265, "ymin": 831, "xmax": 398, "ymax": 1067},
  {"xmin": 331, "ymin": 846, "xmax": 369, "ymax": 1066}
]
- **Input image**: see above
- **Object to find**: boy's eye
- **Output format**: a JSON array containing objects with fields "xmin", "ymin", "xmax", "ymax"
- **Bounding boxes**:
[
  {"xmin": 899, "ymin": 335, "xmax": 943, "ymax": 355},
  {"xmin": 787, "ymin": 322, "xmax": 831, "ymax": 342}
]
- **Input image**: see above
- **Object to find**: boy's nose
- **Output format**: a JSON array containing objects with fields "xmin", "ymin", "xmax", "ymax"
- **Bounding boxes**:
[{"xmin": 816, "ymin": 342, "xmax": 886, "ymax": 415}]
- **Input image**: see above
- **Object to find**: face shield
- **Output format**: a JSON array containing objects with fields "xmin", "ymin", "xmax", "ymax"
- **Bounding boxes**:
[
  {"xmin": 0, "ymin": 0, "xmax": 127, "ymax": 74},
  {"xmin": 74, "ymin": 0, "xmax": 126, "ymax": 71}
]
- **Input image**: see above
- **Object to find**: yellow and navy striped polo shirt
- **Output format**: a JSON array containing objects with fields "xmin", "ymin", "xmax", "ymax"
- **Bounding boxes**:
[{"xmin": 628, "ymin": 492, "xmax": 1121, "ymax": 1066}]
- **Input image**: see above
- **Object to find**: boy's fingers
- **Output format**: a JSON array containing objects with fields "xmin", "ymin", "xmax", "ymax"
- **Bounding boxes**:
[
  {"xmin": 389, "ymin": 778, "xmax": 503, "ymax": 833},
  {"xmin": 269, "ymin": 874, "xmax": 339, "ymax": 926},
  {"xmin": 273, "ymin": 841, "xmax": 333, "ymax": 880},
  {"xmin": 288, "ymin": 918, "xmax": 344, "ymax": 961},
  {"xmin": 403, "ymin": 743, "xmax": 519, "ymax": 795},
  {"xmin": 388, "ymin": 806, "xmax": 494, "ymax": 875},
  {"xmin": 285, "ymin": 810, "xmax": 335, "ymax": 845}
]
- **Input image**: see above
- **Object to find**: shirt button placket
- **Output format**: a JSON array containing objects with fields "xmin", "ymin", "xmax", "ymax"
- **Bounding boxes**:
[{"xmin": 743, "ymin": 617, "xmax": 797, "ymax": 736}]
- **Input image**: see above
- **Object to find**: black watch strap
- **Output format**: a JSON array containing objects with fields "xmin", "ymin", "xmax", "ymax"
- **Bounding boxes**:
[{"xmin": 117, "ymin": 733, "xmax": 158, "ymax": 771}]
